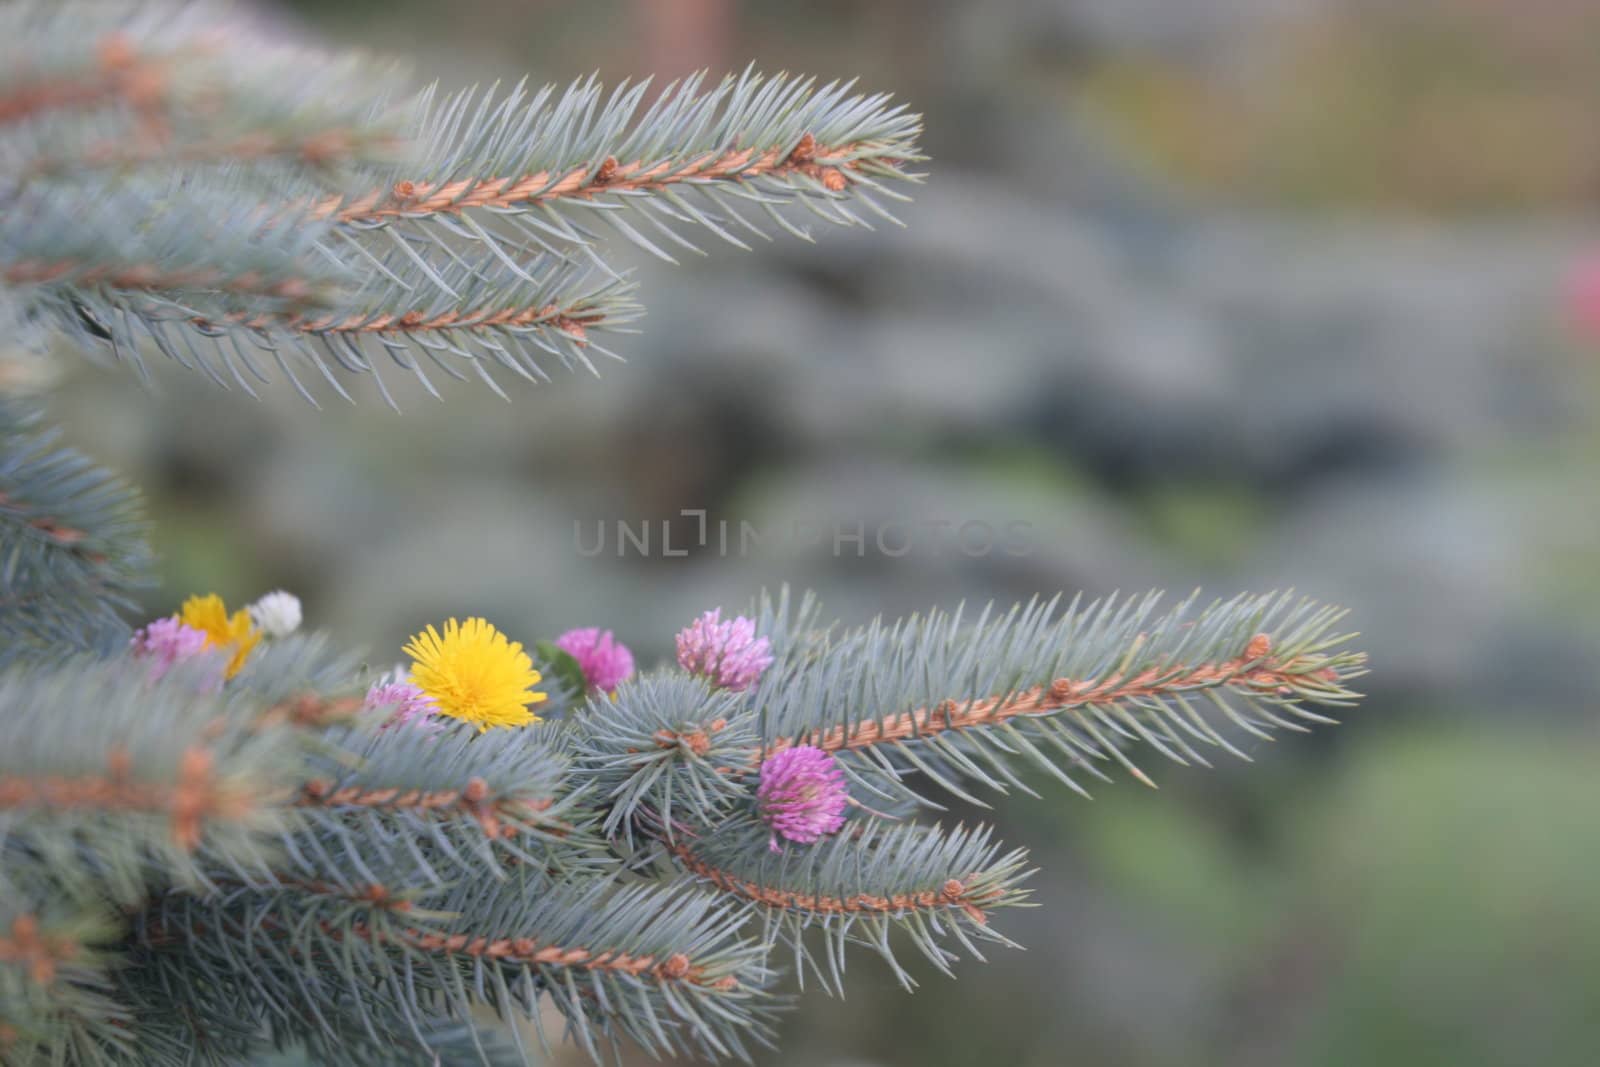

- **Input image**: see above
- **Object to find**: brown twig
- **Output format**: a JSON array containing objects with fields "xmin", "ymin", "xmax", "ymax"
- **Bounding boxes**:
[
  {"xmin": 345, "ymin": 922, "xmax": 731, "ymax": 987},
  {"xmin": 668, "ymin": 841, "xmax": 997, "ymax": 925},
  {"xmin": 766, "ymin": 635, "xmax": 1349, "ymax": 758},
  {"xmin": 144, "ymin": 909, "xmax": 733, "ymax": 989},
  {"xmin": 317, "ymin": 131, "xmax": 884, "ymax": 224},
  {"xmin": 0, "ymin": 745, "xmax": 254, "ymax": 850},
  {"xmin": 296, "ymin": 776, "xmax": 557, "ymax": 840},
  {"xmin": 190, "ymin": 301, "xmax": 610, "ymax": 347}
]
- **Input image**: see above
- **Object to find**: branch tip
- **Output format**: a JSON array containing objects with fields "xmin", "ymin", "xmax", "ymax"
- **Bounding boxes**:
[{"xmin": 773, "ymin": 637, "xmax": 1357, "ymax": 757}]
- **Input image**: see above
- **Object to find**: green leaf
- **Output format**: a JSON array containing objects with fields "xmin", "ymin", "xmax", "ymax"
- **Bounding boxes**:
[{"xmin": 534, "ymin": 639, "xmax": 590, "ymax": 700}]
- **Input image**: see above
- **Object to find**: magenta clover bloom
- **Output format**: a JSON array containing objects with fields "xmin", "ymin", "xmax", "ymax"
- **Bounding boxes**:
[
  {"xmin": 675, "ymin": 609, "xmax": 773, "ymax": 693},
  {"xmin": 756, "ymin": 745, "xmax": 849, "ymax": 852},
  {"xmin": 364, "ymin": 676, "xmax": 442, "ymax": 732},
  {"xmin": 129, "ymin": 617, "xmax": 212, "ymax": 682},
  {"xmin": 554, "ymin": 627, "xmax": 635, "ymax": 694}
]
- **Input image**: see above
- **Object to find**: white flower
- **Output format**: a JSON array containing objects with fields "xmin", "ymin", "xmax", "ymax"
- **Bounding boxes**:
[{"xmin": 248, "ymin": 590, "xmax": 302, "ymax": 638}]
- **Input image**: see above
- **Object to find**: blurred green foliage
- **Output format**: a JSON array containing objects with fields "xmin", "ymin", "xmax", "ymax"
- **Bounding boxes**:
[
  {"xmin": 821, "ymin": 728, "xmax": 1600, "ymax": 1067},
  {"xmin": 1291, "ymin": 729, "xmax": 1600, "ymax": 1066},
  {"xmin": 1078, "ymin": 1, "xmax": 1600, "ymax": 213}
]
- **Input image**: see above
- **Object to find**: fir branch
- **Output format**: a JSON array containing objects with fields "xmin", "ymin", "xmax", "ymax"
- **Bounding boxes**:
[
  {"xmin": 346, "ymin": 920, "xmax": 731, "ymax": 988},
  {"xmin": 322, "ymin": 71, "xmax": 923, "ymax": 259},
  {"xmin": 572, "ymin": 673, "xmax": 757, "ymax": 846},
  {"xmin": 5, "ymin": 181, "xmax": 347, "ymax": 389},
  {"xmin": 0, "ymin": 886, "xmax": 131, "ymax": 1066},
  {"xmin": 754, "ymin": 591, "xmax": 1366, "ymax": 808},
  {"xmin": 667, "ymin": 817, "xmax": 1032, "ymax": 993},
  {"xmin": 298, "ymin": 721, "xmax": 578, "ymax": 838},
  {"xmin": 2, "ymin": 259, "xmax": 324, "ymax": 301},
  {"xmin": 0, "ymin": 659, "xmax": 299, "ymax": 905},
  {"xmin": 241, "ymin": 295, "xmax": 613, "ymax": 341},
  {"xmin": 0, "ymin": 398, "xmax": 152, "ymax": 664},
  {"xmin": 771, "ymin": 631, "xmax": 1344, "ymax": 761},
  {"xmin": 180, "ymin": 253, "xmax": 641, "ymax": 405},
  {"xmin": 1, "ymin": 180, "xmax": 341, "ymax": 302},
  {"xmin": 363, "ymin": 878, "xmax": 775, "ymax": 1062},
  {"xmin": 0, "ymin": 4, "xmax": 408, "ymax": 173},
  {"xmin": 0, "ymin": 745, "xmax": 254, "ymax": 852},
  {"xmin": 3, "ymin": 5, "xmax": 922, "ymax": 403},
  {"xmin": 0, "ymin": 584, "xmax": 1370, "ymax": 1062},
  {"xmin": 331, "ymin": 132, "xmax": 873, "ymax": 221},
  {"xmin": 296, "ymin": 773, "xmax": 557, "ymax": 838},
  {"xmin": 285, "ymin": 720, "xmax": 602, "ymax": 891},
  {"xmin": 668, "ymin": 836, "xmax": 1006, "ymax": 926},
  {"xmin": 134, "ymin": 878, "xmax": 780, "ymax": 1063}
]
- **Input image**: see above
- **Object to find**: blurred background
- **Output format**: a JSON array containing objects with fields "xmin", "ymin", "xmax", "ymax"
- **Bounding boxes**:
[{"xmin": 18, "ymin": 0, "xmax": 1600, "ymax": 1063}]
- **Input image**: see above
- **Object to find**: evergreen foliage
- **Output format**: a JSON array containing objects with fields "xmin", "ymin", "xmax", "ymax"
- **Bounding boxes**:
[
  {"xmin": 0, "ymin": 0, "xmax": 922, "ymax": 406},
  {"xmin": 0, "ymin": 3, "xmax": 1371, "ymax": 1063},
  {"xmin": 0, "ymin": 397, "xmax": 151, "ymax": 666}
]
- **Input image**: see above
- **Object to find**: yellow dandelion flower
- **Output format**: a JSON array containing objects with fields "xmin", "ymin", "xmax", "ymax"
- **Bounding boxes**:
[
  {"xmin": 178, "ymin": 593, "xmax": 260, "ymax": 680},
  {"xmin": 404, "ymin": 617, "xmax": 545, "ymax": 731}
]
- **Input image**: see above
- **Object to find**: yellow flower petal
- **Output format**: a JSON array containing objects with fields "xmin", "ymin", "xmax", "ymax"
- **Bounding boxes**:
[
  {"xmin": 404, "ymin": 617, "xmax": 545, "ymax": 731},
  {"xmin": 178, "ymin": 593, "xmax": 260, "ymax": 680}
]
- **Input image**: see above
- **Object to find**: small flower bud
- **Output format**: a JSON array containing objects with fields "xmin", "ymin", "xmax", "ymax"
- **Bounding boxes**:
[
  {"xmin": 675, "ymin": 610, "xmax": 774, "ymax": 693},
  {"xmin": 248, "ymin": 590, "xmax": 302, "ymax": 638},
  {"xmin": 553, "ymin": 627, "xmax": 635, "ymax": 693},
  {"xmin": 757, "ymin": 745, "xmax": 849, "ymax": 851}
]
